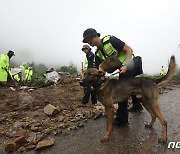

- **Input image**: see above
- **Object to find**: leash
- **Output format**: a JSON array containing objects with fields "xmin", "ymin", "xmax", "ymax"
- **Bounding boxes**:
[
  {"xmin": 106, "ymin": 71, "xmax": 120, "ymax": 78},
  {"xmin": 110, "ymin": 71, "xmax": 120, "ymax": 76}
]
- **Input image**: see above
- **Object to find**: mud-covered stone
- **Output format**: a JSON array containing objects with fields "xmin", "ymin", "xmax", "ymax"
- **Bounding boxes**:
[
  {"xmin": 13, "ymin": 130, "xmax": 27, "ymax": 138},
  {"xmin": 44, "ymin": 104, "xmax": 60, "ymax": 116},
  {"xmin": 5, "ymin": 136, "xmax": 26, "ymax": 152},
  {"xmin": 35, "ymin": 138, "xmax": 55, "ymax": 150},
  {"xmin": 14, "ymin": 121, "xmax": 29, "ymax": 128},
  {"xmin": 57, "ymin": 115, "xmax": 65, "ymax": 122}
]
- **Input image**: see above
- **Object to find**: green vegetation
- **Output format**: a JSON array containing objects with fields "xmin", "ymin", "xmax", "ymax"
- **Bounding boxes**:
[
  {"xmin": 28, "ymin": 69, "xmax": 46, "ymax": 88},
  {"xmin": 57, "ymin": 62, "xmax": 78, "ymax": 75}
]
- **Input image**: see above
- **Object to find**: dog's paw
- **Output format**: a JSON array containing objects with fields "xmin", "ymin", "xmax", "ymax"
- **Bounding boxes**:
[
  {"xmin": 101, "ymin": 136, "xmax": 109, "ymax": 142},
  {"xmin": 158, "ymin": 138, "xmax": 167, "ymax": 143},
  {"xmin": 145, "ymin": 124, "xmax": 152, "ymax": 128}
]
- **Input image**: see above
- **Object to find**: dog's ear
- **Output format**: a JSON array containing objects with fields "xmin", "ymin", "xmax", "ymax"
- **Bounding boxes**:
[{"xmin": 98, "ymin": 70, "xmax": 105, "ymax": 76}]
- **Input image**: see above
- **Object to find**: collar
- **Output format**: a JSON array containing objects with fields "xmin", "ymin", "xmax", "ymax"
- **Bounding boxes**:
[{"xmin": 92, "ymin": 79, "xmax": 106, "ymax": 92}]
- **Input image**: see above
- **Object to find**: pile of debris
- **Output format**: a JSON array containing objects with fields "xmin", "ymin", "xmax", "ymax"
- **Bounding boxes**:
[
  {"xmin": 0, "ymin": 76, "xmax": 107, "ymax": 153},
  {"xmin": 1, "ymin": 102, "xmax": 106, "ymax": 153}
]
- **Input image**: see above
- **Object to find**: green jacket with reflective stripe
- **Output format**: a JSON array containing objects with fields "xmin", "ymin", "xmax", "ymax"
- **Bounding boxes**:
[
  {"xmin": 160, "ymin": 67, "xmax": 165, "ymax": 76},
  {"xmin": 0, "ymin": 54, "xmax": 12, "ymax": 82},
  {"xmin": 25, "ymin": 67, "xmax": 33, "ymax": 81}
]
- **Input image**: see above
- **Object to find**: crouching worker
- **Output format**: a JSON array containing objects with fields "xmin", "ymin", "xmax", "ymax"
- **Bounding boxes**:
[
  {"xmin": 25, "ymin": 66, "xmax": 33, "ymax": 82},
  {"xmin": 81, "ymin": 44, "xmax": 97, "ymax": 105},
  {"xmin": 0, "ymin": 50, "xmax": 15, "ymax": 86}
]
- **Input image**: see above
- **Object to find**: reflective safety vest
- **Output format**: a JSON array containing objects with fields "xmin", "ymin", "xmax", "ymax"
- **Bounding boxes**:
[
  {"xmin": 160, "ymin": 67, "xmax": 165, "ymax": 76},
  {"xmin": 84, "ymin": 58, "xmax": 88, "ymax": 70},
  {"xmin": 0, "ymin": 54, "xmax": 12, "ymax": 82},
  {"xmin": 20, "ymin": 65, "xmax": 25, "ymax": 70},
  {"xmin": 14, "ymin": 64, "xmax": 25, "ymax": 82},
  {"xmin": 95, "ymin": 35, "xmax": 133, "ymax": 65},
  {"xmin": 84, "ymin": 53, "xmax": 95, "ymax": 70},
  {"xmin": 25, "ymin": 67, "xmax": 33, "ymax": 81},
  {"xmin": 14, "ymin": 74, "xmax": 20, "ymax": 82}
]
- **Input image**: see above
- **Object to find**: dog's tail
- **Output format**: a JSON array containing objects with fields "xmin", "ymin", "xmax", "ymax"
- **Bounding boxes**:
[{"xmin": 156, "ymin": 55, "xmax": 176, "ymax": 87}]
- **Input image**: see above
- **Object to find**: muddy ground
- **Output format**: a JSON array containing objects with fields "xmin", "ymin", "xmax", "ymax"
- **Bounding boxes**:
[{"xmin": 0, "ymin": 76, "xmax": 180, "ymax": 153}]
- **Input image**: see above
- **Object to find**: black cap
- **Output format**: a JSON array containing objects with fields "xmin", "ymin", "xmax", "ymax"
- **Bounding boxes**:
[
  {"xmin": 82, "ymin": 28, "xmax": 100, "ymax": 43},
  {"xmin": 7, "ymin": 50, "xmax": 15, "ymax": 56}
]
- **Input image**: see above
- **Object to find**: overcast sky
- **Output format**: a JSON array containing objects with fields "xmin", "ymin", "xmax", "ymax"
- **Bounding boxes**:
[{"xmin": 0, "ymin": 0, "xmax": 180, "ymax": 74}]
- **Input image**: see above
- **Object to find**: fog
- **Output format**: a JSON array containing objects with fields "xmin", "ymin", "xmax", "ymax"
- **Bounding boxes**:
[{"xmin": 0, "ymin": 0, "xmax": 180, "ymax": 74}]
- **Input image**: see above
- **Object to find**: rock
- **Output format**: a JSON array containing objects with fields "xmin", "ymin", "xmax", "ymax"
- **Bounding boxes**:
[
  {"xmin": 70, "ymin": 117, "xmax": 80, "ymax": 122},
  {"xmin": 36, "ymin": 133, "xmax": 45, "ymax": 142},
  {"xmin": 159, "ymin": 90, "xmax": 163, "ymax": 94},
  {"xmin": 55, "ymin": 129, "xmax": 62, "ymax": 135},
  {"xmin": 57, "ymin": 115, "xmax": 65, "ymax": 122},
  {"xmin": 68, "ymin": 126, "xmax": 77, "ymax": 130},
  {"xmin": 59, "ymin": 123, "xmax": 67, "ymax": 129},
  {"xmin": 5, "ymin": 136, "xmax": 26, "ymax": 153},
  {"xmin": 6, "ymin": 130, "xmax": 15, "ymax": 138},
  {"xmin": 18, "ymin": 146, "xmax": 26, "ymax": 153},
  {"xmin": 44, "ymin": 104, "xmax": 60, "ymax": 116},
  {"xmin": 27, "ymin": 133, "xmax": 37, "ymax": 144},
  {"xmin": 27, "ymin": 136, "xmax": 37, "ymax": 145},
  {"xmin": 33, "ymin": 122, "xmax": 41, "ymax": 127},
  {"xmin": 84, "ymin": 111, "xmax": 91, "ymax": 117},
  {"xmin": 77, "ymin": 122, "xmax": 84, "ymax": 128},
  {"xmin": 95, "ymin": 105, "xmax": 104, "ymax": 111},
  {"xmin": 53, "ymin": 131, "xmax": 57, "ymax": 136},
  {"xmin": 35, "ymin": 138, "xmax": 55, "ymax": 150},
  {"xmin": 35, "ymin": 106, "xmax": 40, "ymax": 109},
  {"xmin": 41, "ymin": 128, "xmax": 51, "ymax": 135},
  {"xmin": 5, "ymin": 129, "xmax": 27, "ymax": 152},
  {"xmin": 13, "ymin": 130, "xmax": 27, "ymax": 138},
  {"xmin": 14, "ymin": 121, "xmax": 29, "ymax": 128},
  {"xmin": 26, "ymin": 145, "xmax": 36, "ymax": 151},
  {"xmin": 31, "ymin": 123, "xmax": 43, "ymax": 132},
  {"xmin": 0, "ymin": 117, "xmax": 6, "ymax": 123},
  {"xmin": 56, "ymin": 106, "xmax": 61, "ymax": 112},
  {"xmin": 31, "ymin": 126, "xmax": 40, "ymax": 132}
]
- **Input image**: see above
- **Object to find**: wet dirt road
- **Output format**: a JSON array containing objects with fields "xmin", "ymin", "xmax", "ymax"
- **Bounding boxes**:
[{"xmin": 28, "ymin": 88, "xmax": 180, "ymax": 154}]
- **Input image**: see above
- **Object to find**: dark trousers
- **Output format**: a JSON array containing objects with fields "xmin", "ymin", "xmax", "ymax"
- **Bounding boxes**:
[
  {"xmin": 116, "ymin": 56, "xmax": 143, "ymax": 123},
  {"xmin": 82, "ymin": 87, "xmax": 97, "ymax": 104}
]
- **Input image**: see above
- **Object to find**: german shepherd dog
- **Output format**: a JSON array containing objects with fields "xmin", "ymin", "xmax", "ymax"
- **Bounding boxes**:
[{"xmin": 80, "ymin": 56, "xmax": 176, "ymax": 142}]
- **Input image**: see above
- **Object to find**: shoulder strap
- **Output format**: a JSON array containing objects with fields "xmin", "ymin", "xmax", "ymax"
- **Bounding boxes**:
[
  {"xmin": 99, "ymin": 35, "xmax": 112, "ymax": 59},
  {"xmin": 102, "ymin": 35, "xmax": 111, "ymax": 45}
]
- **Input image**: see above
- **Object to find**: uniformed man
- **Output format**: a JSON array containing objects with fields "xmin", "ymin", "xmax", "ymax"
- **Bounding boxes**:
[
  {"xmin": 81, "ymin": 44, "xmax": 97, "ymax": 105},
  {"xmin": 82, "ymin": 28, "xmax": 143, "ymax": 126}
]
